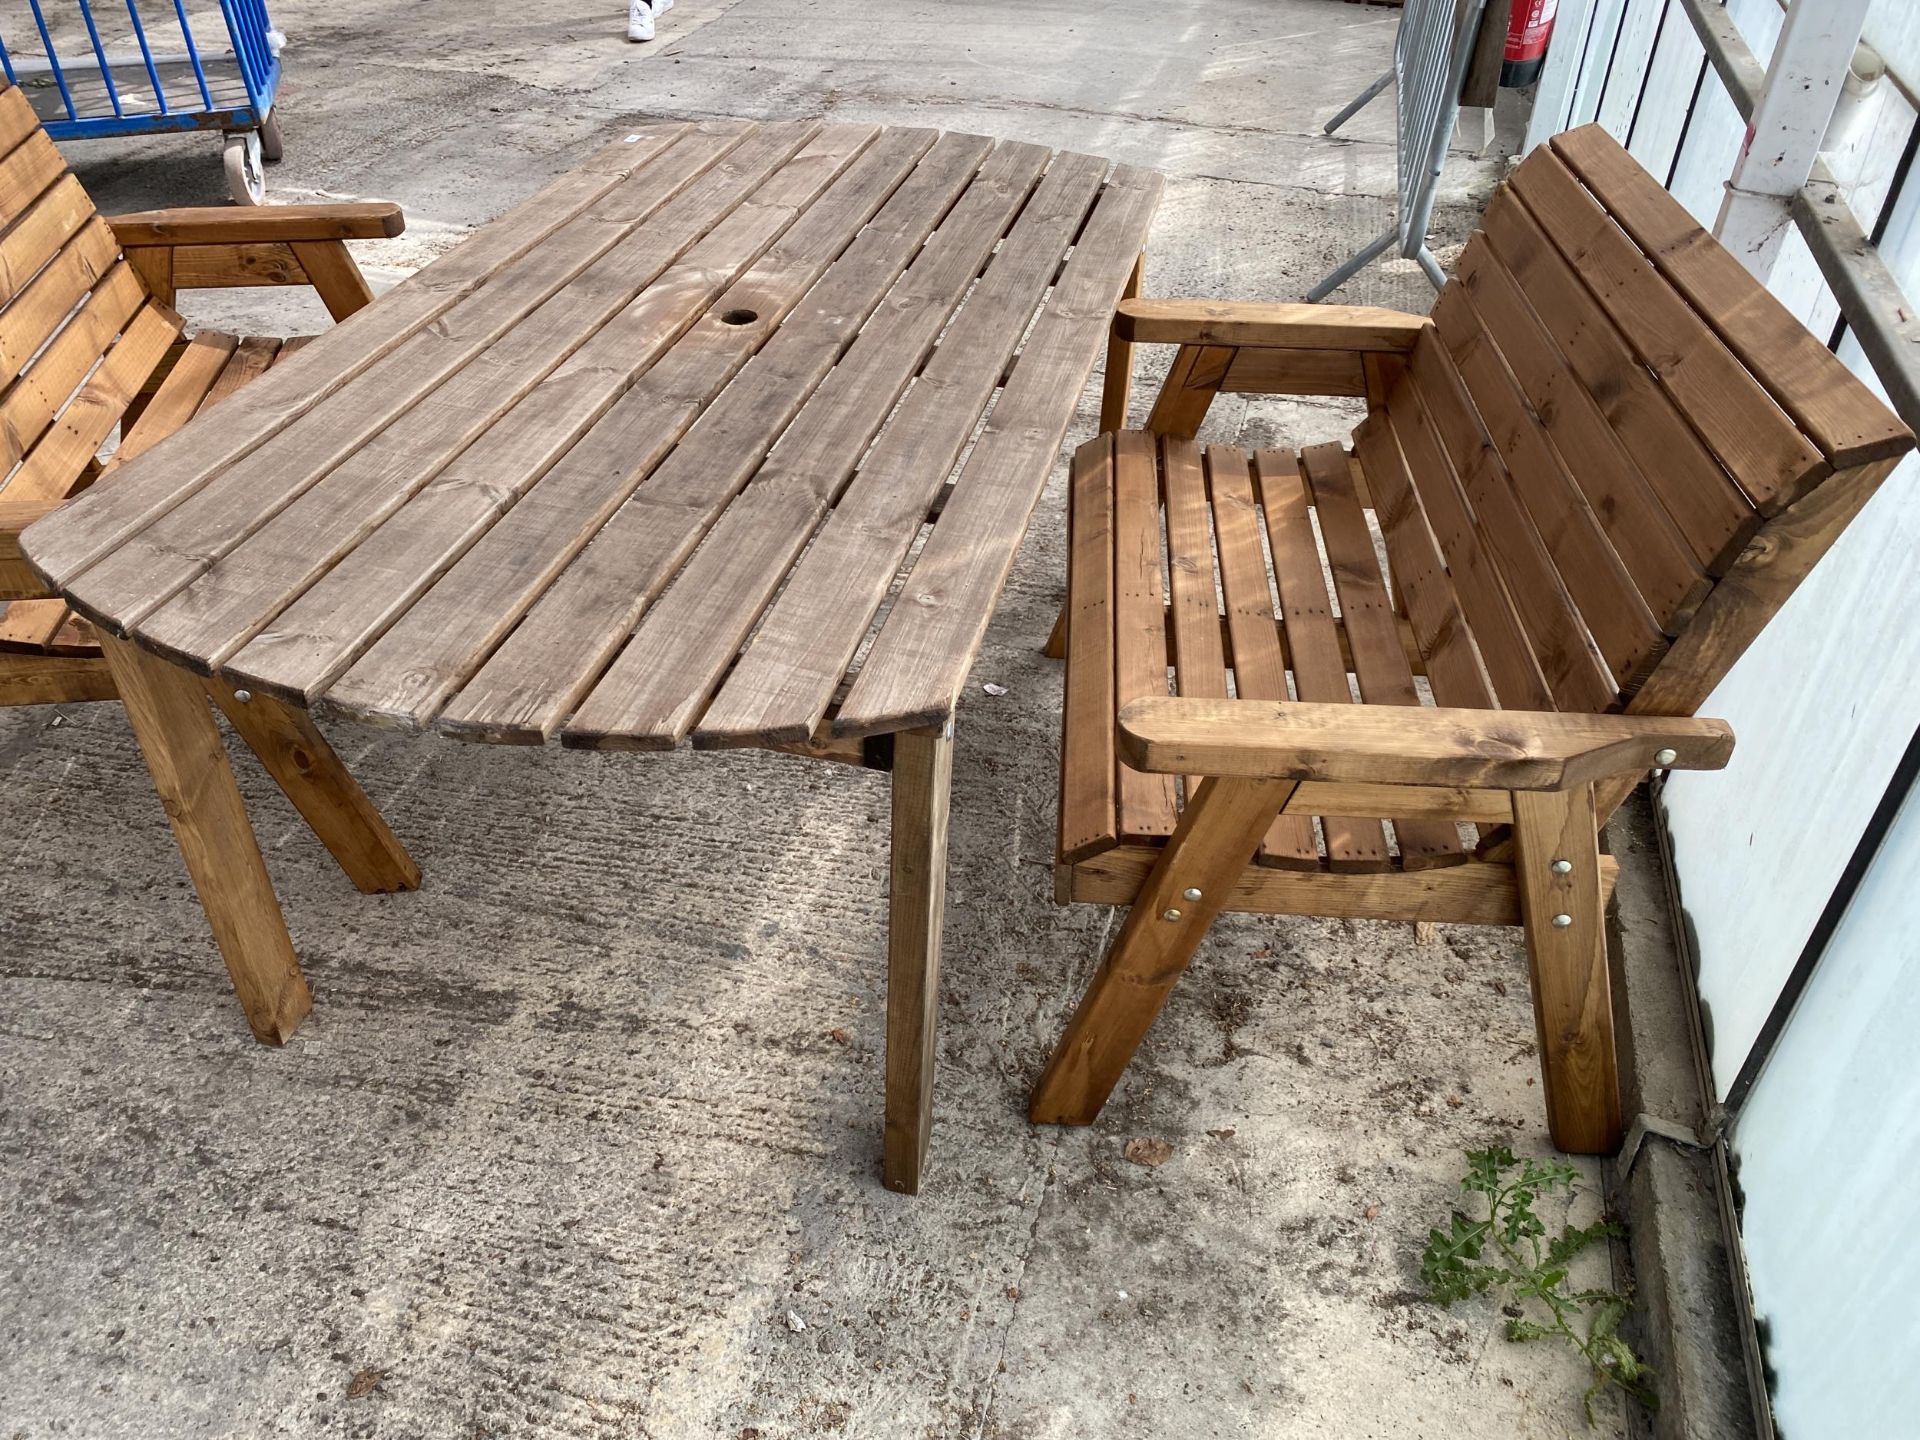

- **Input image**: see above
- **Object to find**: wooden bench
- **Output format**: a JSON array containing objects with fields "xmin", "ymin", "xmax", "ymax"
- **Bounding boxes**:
[
  {"xmin": 0, "ymin": 82, "xmax": 419, "ymax": 1042},
  {"xmin": 1032, "ymin": 124, "xmax": 1914, "ymax": 1153}
]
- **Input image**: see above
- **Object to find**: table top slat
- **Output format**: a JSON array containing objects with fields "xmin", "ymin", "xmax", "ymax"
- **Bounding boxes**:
[
  {"xmin": 33, "ymin": 122, "xmax": 1160, "ymax": 751},
  {"xmin": 561, "ymin": 141, "xmax": 1068, "ymax": 749},
  {"xmin": 24, "ymin": 123, "xmax": 700, "ymax": 589},
  {"xmin": 833, "ymin": 164, "xmax": 1164, "ymax": 737},
  {"xmin": 226, "ymin": 126, "xmax": 931, "ymax": 711},
  {"xmin": 140, "ymin": 122, "xmax": 864, "ymax": 681},
  {"xmin": 72, "ymin": 121, "xmax": 796, "ymax": 642},
  {"xmin": 427, "ymin": 136, "xmax": 1014, "ymax": 743},
  {"xmin": 694, "ymin": 149, "xmax": 1114, "ymax": 749}
]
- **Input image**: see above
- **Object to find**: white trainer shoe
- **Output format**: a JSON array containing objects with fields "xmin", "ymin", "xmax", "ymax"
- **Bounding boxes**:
[{"xmin": 627, "ymin": 0, "xmax": 654, "ymax": 41}]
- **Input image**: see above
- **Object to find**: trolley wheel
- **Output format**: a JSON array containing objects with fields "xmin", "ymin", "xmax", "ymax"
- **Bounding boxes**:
[
  {"xmin": 259, "ymin": 110, "xmax": 284, "ymax": 163},
  {"xmin": 224, "ymin": 129, "xmax": 265, "ymax": 205}
]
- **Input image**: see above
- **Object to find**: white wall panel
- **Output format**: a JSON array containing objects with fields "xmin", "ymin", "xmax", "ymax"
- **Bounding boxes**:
[
  {"xmin": 1733, "ymin": 783, "xmax": 1920, "ymax": 1437},
  {"xmin": 1627, "ymin": 2, "xmax": 1707, "ymax": 178},
  {"xmin": 1663, "ymin": 456, "xmax": 1920, "ymax": 1098}
]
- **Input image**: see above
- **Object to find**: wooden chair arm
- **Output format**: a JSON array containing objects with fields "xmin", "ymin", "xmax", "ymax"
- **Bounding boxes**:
[
  {"xmin": 1, "ymin": 497, "xmax": 62, "ymax": 599},
  {"xmin": 1117, "ymin": 697, "xmax": 1733, "ymax": 792},
  {"xmin": 1114, "ymin": 297, "xmax": 1430, "ymax": 351},
  {"xmin": 108, "ymin": 202, "xmax": 406, "ymax": 248}
]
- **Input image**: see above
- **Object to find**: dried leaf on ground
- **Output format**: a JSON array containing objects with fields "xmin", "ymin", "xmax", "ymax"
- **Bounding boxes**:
[
  {"xmin": 1123, "ymin": 1136, "xmax": 1174, "ymax": 1167},
  {"xmin": 346, "ymin": 1366, "xmax": 386, "ymax": 1399}
]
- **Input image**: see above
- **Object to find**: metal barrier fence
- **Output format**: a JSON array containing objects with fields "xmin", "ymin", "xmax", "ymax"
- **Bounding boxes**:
[
  {"xmin": 1308, "ymin": 0, "xmax": 1488, "ymax": 300},
  {"xmin": 0, "ymin": 0, "xmax": 283, "ymax": 201}
]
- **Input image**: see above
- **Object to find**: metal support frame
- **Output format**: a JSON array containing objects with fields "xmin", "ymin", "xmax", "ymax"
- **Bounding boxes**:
[
  {"xmin": 1308, "ymin": 0, "xmax": 1489, "ymax": 302},
  {"xmin": 1711, "ymin": 0, "xmax": 1872, "ymax": 281}
]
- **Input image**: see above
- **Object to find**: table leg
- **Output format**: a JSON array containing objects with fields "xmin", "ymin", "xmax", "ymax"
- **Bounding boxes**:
[
  {"xmin": 98, "ymin": 633, "xmax": 312, "ymax": 1045},
  {"xmin": 1098, "ymin": 252, "xmax": 1145, "ymax": 432},
  {"xmin": 883, "ymin": 721, "xmax": 953, "ymax": 1195},
  {"xmin": 204, "ymin": 676, "xmax": 422, "ymax": 895}
]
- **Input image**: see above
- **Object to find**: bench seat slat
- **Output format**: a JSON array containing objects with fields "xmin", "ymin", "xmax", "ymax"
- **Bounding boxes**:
[
  {"xmin": 1298, "ymin": 441, "xmax": 1467, "ymax": 870},
  {"xmin": 1058, "ymin": 436, "xmax": 1120, "ymax": 865},
  {"xmin": 1113, "ymin": 430, "xmax": 1180, "ymax": 842},
  {"xmin": 1204, "ymin": 445, "xmax": 1318, "ymax": 868},
  {"xmin": 1255, "ymin": 446, "xmax": 1389, "ymax": 871}
]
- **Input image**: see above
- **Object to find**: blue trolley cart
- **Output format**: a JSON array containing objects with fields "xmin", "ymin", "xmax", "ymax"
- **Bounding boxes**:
[{"xmin": 0, "ymin": 0, "xmax": 284, "ymax": 203}]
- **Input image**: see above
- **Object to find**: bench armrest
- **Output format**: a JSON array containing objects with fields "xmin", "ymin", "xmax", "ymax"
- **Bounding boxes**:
[
  {"xmin": 1117, "ymin": 697, "xmax": 1733, "ymax": 792},
  {"xmin": 1, "ymin": 497, "xmax": 61, "ymax": 599},
  {"xmin": 108, "ymin": 202, "xmax": 406, "ymax": 248},
  {"xmin": 1114, "ymin": 297, "xmax": 1431, "ymax": 351}
]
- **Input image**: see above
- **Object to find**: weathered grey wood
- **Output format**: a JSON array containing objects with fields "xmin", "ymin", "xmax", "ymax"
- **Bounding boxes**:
[
  {"xmin": 425, "ymin": 140, "xmax": 1026, "ymax": 742},
  {"xmin": 564, "ymin": 145, "xmax": 1092, "ymax": 749},
  {"xmin": 833, "ymin": 165, "xmax": 1165, "ymax": 738},
  {"xmin": 77, "ymin": 122, "xmax": 806, "ymax": 644},
  {"xmin": 318, "ymin": 131, "xmax": 990, "ymax": 737},
  {"xmin": 225, "ymin": 129, "xmax": 946, "ymax": 713},
  {"xmin": 155, "ymin": 133, "xmax": 883, "ymax": 713},
  {"xmin": 690, "ymin": 150, "xmax": 1110, "ymax": 750},
  {"xmin": 24, "ymin": 124, "xmax": 705, "ymax": 588}
]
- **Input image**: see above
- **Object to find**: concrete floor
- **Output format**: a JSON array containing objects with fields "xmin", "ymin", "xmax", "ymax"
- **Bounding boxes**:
[{"xmin": 1, "ymin": 3, "xmax": 1628, "ymax": 1436}]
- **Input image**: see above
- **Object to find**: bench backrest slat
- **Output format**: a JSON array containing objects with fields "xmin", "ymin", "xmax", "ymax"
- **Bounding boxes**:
[
  {"xmin": 0, "ymin": 85, "xmax": 179, "ymax": 511},
  {"xmin": 1378, "ymin": 124, "xmax": 1911, "ymax": 719}
]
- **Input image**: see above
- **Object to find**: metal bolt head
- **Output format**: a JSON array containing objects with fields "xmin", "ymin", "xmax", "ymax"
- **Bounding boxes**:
[
  {"xmin": 1182, "ymin": 887, "xmax": 1203, "ymax": 902},
  {"xmin": 1551, "ymin": 913, "xmax": 1573, "ymax": 929},
  {"xmin": 233, "ymin": 688, "xmax": 253, "ymax": 704},
  {"xmin": 1162, "ymin": 908, "xmax": 1183, "ymax": 922},
  {"xmin": 1551, "ymin": 859, "xmax": 1573, "ymax": 875},
  {"xmin": 1653, "ymin": 747, "xmax": 1677, "ymax": 767}
]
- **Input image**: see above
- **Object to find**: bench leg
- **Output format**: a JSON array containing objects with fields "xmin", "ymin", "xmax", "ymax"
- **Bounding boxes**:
[
  {"xmin": 288, "ymin": 239, "xmax": 377, "ymax": 322},
  {"xmin": 883, "ymin": 723, "xmax": 953, "ymax": 1194},
  {"xmin": 1143, "ymin": 342, "xmax": 1233, "ymax": 440},
  {"xmin": 99, "ymin": 633, "xmax": 311, "ymax": 1045},
  {"xmin": 1511, "ymin": 785, "xmax": 1624, "ymax": 1153},
  {"xmin": 1031, "ymin": 777, "xmax": 1296, "ymax": 1125},
  {"xmin": 205, "ymin": 676, "xmax": 421, "ymax": 895}
]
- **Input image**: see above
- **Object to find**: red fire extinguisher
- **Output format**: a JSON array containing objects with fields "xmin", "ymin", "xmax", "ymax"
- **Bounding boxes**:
[{"xmin": 1502, "ymin": 0, "xmax": 1558, "ymax": 88}]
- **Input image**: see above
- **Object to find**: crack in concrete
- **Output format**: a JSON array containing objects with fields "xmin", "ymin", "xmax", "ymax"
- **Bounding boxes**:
[{"xmin": 967, "ymin": 1132, "xmax": 1063, "ymax": 1440}]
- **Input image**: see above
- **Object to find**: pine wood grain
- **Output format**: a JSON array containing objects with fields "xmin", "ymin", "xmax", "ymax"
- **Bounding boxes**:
[
  {"xmin": 1204, "ymin": 446, "xmax": 1319, "ymax": 868},
  {"xmin": 1055, "ymin": 436, "xmax": 1121, "ymax": 864},
  {"xmin": 561, "ymin": 136, "xmax": 1055, "ymax": 749},
  {"xmin": 98, "ymin": 630, "xmax": 312, "ymax": 1045}
]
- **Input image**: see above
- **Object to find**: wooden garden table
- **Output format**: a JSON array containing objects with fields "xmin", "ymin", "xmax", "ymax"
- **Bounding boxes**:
[{"xmin": 23, "ymin": 119, "xmax": 1161, "ymax": 1193}]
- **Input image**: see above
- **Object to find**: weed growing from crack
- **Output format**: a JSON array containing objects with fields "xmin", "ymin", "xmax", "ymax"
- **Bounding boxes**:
[{"xmin": 1421, "ymin": 1146, "xmax": 1656, "ymax": 1424}]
